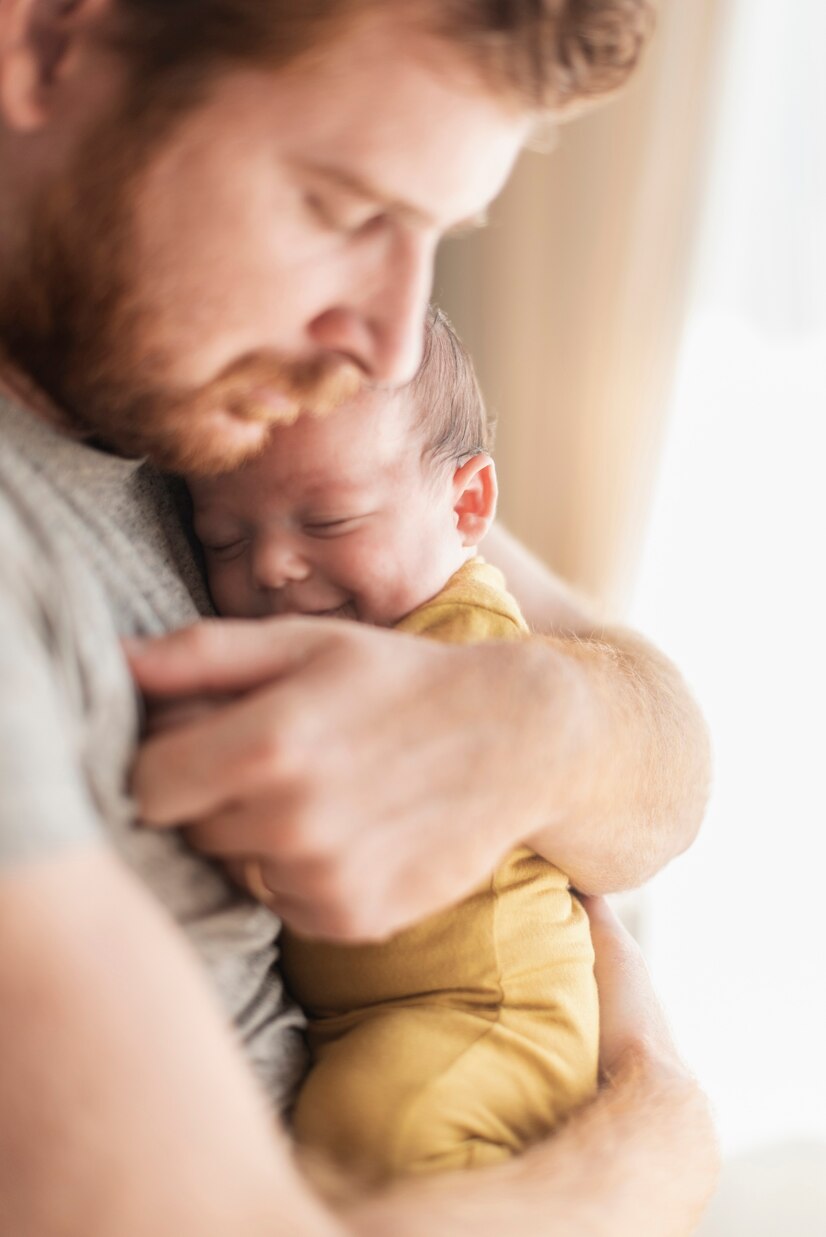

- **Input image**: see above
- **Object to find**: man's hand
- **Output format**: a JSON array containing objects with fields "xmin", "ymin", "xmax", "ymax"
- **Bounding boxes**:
[
  {"xmin": 581, "ymin": 894, "xmax": 682, "ymax": 1078},
  {"xmin": 128, "ymin": 618, "xmax": 570, "ymax": 941},
  {"xmin": 129, "ymin": 532, "xmax": 712, "ymax": 940}
]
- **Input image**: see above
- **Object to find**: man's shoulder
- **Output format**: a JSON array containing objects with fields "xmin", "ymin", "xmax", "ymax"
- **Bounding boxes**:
[
  {"xmin": 0, "ymin": 465, "xmax": 65, "ymax": 631},
  {"xmin": 0, "ymin": 491, "xmax": 109, "ymax": 863},
  {"xmin": 0, "ymin": 429, "xmax": 138, "ymax": 863}
]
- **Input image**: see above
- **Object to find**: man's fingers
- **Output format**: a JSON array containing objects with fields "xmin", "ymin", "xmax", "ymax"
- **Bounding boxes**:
[
  {"xmin": 581, "ymin": 895, "xmax": 640, "ymax": 960},
  {"xmin": 124, "ymin": 617, "xmax": 336, "ymax": 697},
  {"xmin": 581, "ymin": 895, "xmax": 647, "ymax": 999},
  {"xmin": 582, "ymin": 895, "xmax": 678, "ymax": 1075},
  {"xmin": 133, "ymin": 688, "xmax": 300, "ymax": 824},
  {"xmin": 580, "ymin": 893, "xmax": 620, "ymax": 931}
]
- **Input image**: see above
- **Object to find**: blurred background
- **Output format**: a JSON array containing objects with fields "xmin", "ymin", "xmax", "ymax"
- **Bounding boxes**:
[{"xmin": 436, "ymin": 0, "xmax": 825, "ymax": 1231}]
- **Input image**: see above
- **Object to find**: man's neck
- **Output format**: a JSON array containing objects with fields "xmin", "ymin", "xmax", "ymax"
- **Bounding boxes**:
[{"xmin": 0, "ymin": 353, "xmax": 75, "ymax": 436}]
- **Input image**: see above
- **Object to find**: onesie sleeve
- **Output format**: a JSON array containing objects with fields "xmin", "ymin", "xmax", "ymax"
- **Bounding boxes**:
[
  {"xmin": 396, "ymin": 600, "xmax": 526, "ymax": 645},
  {"xmin": 394, "ymin": 558, "xmax": 530, "ymax": 645},
  {"xmin": 0, "ymin": 510, "xmax": 104, "ymax": 865}
]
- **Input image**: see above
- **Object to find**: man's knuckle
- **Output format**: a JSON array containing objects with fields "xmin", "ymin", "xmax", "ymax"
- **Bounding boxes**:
[{"xmin": 236, "ymin": 726, "xmax": 288, "ymax": 781}]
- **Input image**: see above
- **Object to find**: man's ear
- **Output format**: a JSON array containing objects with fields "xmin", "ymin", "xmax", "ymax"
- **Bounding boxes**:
[
  {"xmin": 452, "ymin": 453, "xmax": 498, "ymax": 547},
  {"xmin": 0, "ymin": 0, "xmax": 113, "ymax": 132}
]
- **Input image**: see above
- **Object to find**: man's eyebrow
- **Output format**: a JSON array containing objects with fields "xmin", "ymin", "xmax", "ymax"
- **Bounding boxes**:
[{"xmin": 292, "ymin": 159, "xmax": 485, "ymax": 232}]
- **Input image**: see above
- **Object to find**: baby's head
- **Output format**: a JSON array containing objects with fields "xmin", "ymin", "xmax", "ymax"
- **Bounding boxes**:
[{"xmin": 188, "ymin": 308, "xmax": 496, "ymax": 626}]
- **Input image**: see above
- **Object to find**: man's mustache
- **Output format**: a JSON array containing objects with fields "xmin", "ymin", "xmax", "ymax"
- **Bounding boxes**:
[{"xmin": 195, "ymin": 350, "xmax": 365, "ymax": 426}]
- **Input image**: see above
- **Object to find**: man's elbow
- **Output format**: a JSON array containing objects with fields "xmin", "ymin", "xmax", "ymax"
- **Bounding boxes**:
[{"xmin": 595, "ymin": 720, "xmax": 713, "ymax": 894}]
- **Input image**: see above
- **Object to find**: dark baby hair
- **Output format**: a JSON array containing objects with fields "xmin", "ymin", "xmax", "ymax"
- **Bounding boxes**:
[{"xmin": 406, "ymin": 306, "xmax": 493, "ymax": 467}]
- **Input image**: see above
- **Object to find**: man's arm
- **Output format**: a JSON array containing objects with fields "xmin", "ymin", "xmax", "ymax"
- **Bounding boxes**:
[
  {"xmin": 0, "ymin": 848, "xmax": 341, "ymax": 1237},
  {"xmin": 350, "ymin": 1062, "xmax": 714, "ymax": 1237},
  {"xmin": 346, "ymin": 897, "xmax": 720, "ymax": 1237},
  {"xmin": 484, "ymin": 523, "xmax": 712, "ymax": 890},
  {"xmin": 1, "ymin": 858, "xmax": 717, "ymax": 1235},
  {"xmin": 128, "ymin": 522, "xmax": 710, "ymax": 939}
]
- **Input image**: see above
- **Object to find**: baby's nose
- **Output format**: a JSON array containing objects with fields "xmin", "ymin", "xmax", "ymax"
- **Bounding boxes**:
[{"xmin": 252, "ymin": 538, "xmax": 312, "ymax": 590}]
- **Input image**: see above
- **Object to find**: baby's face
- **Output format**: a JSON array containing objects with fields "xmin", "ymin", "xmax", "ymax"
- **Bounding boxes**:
[{"xmin": 188, "ymin": 390, "xmax": 467, "ymax": 626}]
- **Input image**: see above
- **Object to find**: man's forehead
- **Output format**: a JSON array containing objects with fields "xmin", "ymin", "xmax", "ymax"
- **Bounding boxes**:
[{"xmin": 250, "ymin": 16, "xmax": 531, "ymax": 226}]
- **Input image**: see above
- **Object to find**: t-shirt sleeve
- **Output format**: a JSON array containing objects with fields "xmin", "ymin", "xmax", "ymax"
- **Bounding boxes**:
[{"xmin": 0, "ymin": 517, "xmax": 104, "ymax": 865}]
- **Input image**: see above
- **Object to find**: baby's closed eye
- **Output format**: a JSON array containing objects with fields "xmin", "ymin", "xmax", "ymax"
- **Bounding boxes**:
[
  {"xmin": 302, "ymin": 514, "xmax": 373, "ymax": 538},
  {"xmin": 202, "ymin": 537, "xmax": 249, "ymax": 560}
]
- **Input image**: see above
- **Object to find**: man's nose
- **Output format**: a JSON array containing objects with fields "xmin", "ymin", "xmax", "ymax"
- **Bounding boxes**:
[
  {"xmin": 252, "ymin": 535, "xmax": 311, "ymax": 591},
  {"xmin": 308, "ymin": 230, "xmax": 436, "ymax": 386}
]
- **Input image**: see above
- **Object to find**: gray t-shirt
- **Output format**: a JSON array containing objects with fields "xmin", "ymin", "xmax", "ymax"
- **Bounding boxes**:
[{"xmin": 0, "ymin": 393, "xmax": 305, "ymax": 1107}]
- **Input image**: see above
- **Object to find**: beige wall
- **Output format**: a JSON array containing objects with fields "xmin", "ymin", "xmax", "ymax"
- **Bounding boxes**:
[{"xmin": 435, "ymin": 0, "xmax": 729, "ymax": 614}]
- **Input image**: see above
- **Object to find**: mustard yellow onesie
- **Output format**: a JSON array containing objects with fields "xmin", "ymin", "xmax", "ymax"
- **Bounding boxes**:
[{"xmin": 279, "ymin": 558, "xmax": 598, "ymax": 1183}]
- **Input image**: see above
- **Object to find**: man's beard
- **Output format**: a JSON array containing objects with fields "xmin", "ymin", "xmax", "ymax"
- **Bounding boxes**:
[{"xmin": 0, "ymin": 112, "xmax": 362, "ymax": 476}]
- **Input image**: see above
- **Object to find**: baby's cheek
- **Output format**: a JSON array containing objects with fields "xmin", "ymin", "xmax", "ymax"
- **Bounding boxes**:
[
  {"xmin": 350, "ymin": 540, "xmax": 414, "ymax": 622},
  {"xmin": 322, "ymin": 539, "xmax": 368, "ymax": 594},
  {"xmin": 208, "ymin": 563, "xmax": 251, "ymax": 619}
]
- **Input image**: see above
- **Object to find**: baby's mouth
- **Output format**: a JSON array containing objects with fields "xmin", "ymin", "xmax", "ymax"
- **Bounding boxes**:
[
  {"xmin": 264, "ymin": 595, "xmax": 356, "ymax": 620},
  {"xmin": 304, "ymin": 601, "xmax": 356, "ymax": 621}
]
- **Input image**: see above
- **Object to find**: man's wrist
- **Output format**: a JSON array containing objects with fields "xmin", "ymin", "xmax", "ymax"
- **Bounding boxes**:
[
  {"xmin": 508, "ymin": 633, "xmax": 603, "ymax": 855},
  {"xmin": 461, "ymin": 636, "xmax": 588, "ymax": 851}
]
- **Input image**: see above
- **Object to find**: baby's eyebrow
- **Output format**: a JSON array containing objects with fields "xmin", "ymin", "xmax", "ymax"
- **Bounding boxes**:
[
  {"xmin": 301, "ymin": 476, "xmax": 374, "ymax": 499},
  {"xmin": 191, "ymin": 504, "xmax": 242, "ymax": 530}
]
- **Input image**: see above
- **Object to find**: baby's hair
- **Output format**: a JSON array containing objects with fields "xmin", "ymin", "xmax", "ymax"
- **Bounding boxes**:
[{"xmin": 406, "ymin": 306, "xmax": 494, "ymax": 468}]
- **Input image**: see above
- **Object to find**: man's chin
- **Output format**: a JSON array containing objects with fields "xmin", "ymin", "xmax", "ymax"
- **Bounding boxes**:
[
  {"xmin": 139, "ymin": 407, "xmax": 274, "ymax": 477},
  {"xmin": 82, "ymin": 351, "xmax": 363, "ymax": 475}
]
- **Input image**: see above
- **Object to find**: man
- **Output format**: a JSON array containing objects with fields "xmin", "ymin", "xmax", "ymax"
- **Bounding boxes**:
[{"xmin": 0, "ymin": 1, "xmax": 717, "ymax": 1233}]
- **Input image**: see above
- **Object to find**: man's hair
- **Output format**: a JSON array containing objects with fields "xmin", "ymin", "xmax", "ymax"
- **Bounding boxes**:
[
  {"xmin": 115, "ymin": 1, "xmax": 655, "ymax": 117},
  {"xmin": 406, "ymin": 306, "xmax": 492, "ymax": 467}
]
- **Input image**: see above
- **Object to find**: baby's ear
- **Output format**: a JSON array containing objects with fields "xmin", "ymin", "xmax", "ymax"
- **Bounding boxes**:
[{"xmin": 452, "ymin": 454, "xmax": 497, "ymax": 547}]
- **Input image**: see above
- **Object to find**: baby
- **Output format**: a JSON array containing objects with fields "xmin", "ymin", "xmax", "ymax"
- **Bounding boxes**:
[{"xmin": 187, "ymin": 308, "xmax": 598, "ymax": 1184}]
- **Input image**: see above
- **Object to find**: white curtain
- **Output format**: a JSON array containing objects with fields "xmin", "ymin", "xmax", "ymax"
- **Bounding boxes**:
[
  {"xmin": 435, "ymin": 0, "xmax": 729, "ymax": 612},
  {"xmin": 629, "ymin": 1, "xmax": 826, "ymax": 1226}
]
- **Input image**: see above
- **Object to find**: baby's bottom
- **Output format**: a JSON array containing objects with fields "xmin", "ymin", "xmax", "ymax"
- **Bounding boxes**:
[
  {"xmin": 292, "ymin": 994, "xmax": 596, "ymax": 1182},
  {"xmin": 283, "ymin": 850, "xmax": 599, "ymax": 1182}
]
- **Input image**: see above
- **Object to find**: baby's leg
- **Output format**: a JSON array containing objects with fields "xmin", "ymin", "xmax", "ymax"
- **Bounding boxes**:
[
  {"xmin": 293, "ymin": 984, "xmax": 596, "ymax": 1183},
  {"xmin": 292, "ymin": 1005, "xmax": 518, "ymax": 1183},
  {"xmin": 288, "ymin": 852, "xmax": 598, "ymax": 1183}
]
